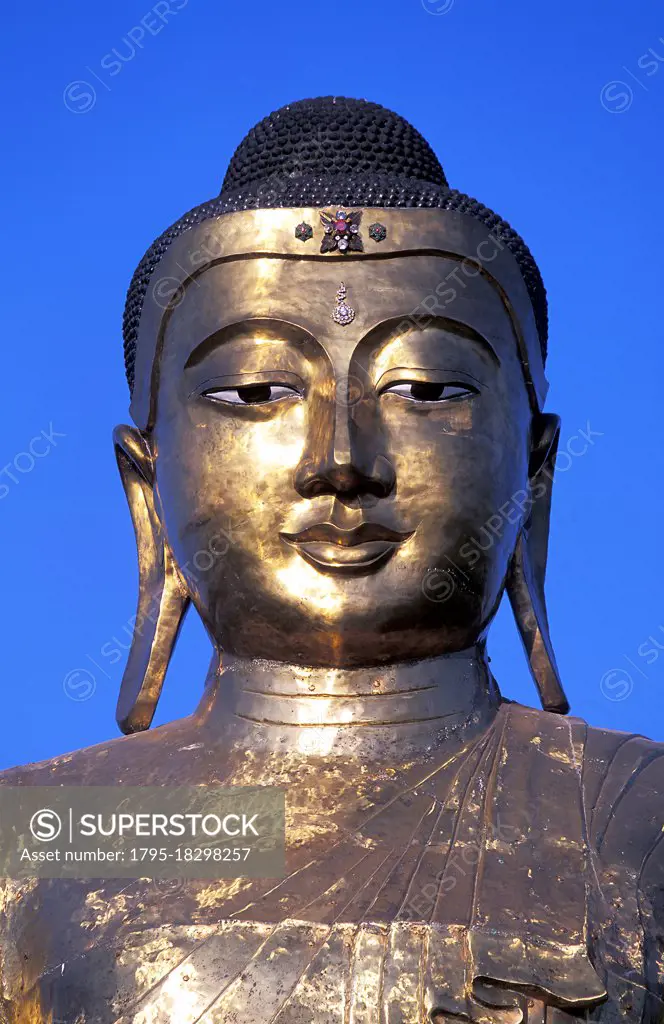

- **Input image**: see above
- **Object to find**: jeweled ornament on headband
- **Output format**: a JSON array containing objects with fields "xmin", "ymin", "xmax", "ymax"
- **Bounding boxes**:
[{"xmin": 320, "ymin": 209, "xmax": 363, "ymax": 252}]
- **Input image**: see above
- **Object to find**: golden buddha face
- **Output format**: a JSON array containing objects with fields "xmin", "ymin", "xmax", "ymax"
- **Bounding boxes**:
[{"xmin": 150, "ymin": 253, "xmax": 537, "ymax": 666}]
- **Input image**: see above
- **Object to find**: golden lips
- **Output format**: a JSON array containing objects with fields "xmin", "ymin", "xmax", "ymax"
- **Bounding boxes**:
[{"xmin": 280, "ymin": 522, "xmax": 414, "ymax": 576}]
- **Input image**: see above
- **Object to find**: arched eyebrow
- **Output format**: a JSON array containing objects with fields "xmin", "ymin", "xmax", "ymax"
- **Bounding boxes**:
[
  {"xmin": 359, "ymin": 315, "xmax": 500, "ymax": 365},
  {"xmin": 183, "ymin": 318, "xmax": 318, "ymax": 370}
]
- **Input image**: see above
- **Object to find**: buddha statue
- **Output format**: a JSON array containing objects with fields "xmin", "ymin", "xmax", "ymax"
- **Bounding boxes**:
[{"xmin": 0, "ymin": 97, "xmax": 662, "ymax": 1024}]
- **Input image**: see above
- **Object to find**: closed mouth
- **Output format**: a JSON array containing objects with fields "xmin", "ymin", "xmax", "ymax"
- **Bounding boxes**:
[{"xmin": 280, "ymin": 523, "xmax": 413, "ymax": 576}]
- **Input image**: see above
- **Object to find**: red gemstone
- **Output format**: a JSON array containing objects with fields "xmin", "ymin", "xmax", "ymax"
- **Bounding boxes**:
[{"xmin": 334, "ymin": 219, "xmax": 347, "ymax": 231}]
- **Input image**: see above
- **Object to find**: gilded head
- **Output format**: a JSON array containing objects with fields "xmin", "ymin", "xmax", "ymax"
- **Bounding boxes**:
[{"xmin": 116, "ymin": 97, "xmax": 565, "ymax": 731}]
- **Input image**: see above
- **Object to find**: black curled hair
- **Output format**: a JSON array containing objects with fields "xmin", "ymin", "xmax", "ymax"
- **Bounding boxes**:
[{"xmin": 122, "ymin": 96, "xmax": 547, "ymax": 393}]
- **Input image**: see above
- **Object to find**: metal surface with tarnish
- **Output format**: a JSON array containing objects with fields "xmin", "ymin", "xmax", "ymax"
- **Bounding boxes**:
[{"xmin": 0, "ymin": 208, "xmax": 662, "ymax": 1023}]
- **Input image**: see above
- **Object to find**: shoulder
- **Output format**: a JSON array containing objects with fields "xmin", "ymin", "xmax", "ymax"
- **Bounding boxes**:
[
  {"xmin": 502, "ymin": 703, "xmax": 664, "ymax": 847},
  {"xmin": 581, "ymin": 720, "xmax": 664, "ymax": 877},
  {"xmin": 502, "ymin": 701, "xmax": 664, "ymax": 783},
  {"xmin": 0, "ymin": 716, "xmax": 203, "ymax": 786},
  {"xmin": 503, "ymin": 703, "xmax": 664, "ymax": 881}
]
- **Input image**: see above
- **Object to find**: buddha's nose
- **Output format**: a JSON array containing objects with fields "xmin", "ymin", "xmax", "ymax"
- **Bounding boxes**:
[{"xmin": 294, "ymin": 379, "xmax": 396, "ymax": 502}]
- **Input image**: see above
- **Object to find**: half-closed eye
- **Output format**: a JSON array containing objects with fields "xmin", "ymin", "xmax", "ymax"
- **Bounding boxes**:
[
  {"xmin": 202, "ymin": 383, "xmax": 302, "ymax": 406},
  {"xmin": 380, "ymin": 381, "xmax": 478, "ymax": 403}
]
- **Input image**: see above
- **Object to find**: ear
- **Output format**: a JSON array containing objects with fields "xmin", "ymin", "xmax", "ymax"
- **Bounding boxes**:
[
  {"xmin": 505, "ymin": 413, "xmax": 570, "ymax": 714},
  {"xmin": 113, "ymin": 425, "xmax": 190, "ymax": 734}
]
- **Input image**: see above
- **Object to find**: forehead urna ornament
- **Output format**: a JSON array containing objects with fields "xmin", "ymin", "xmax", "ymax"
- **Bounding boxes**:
[{"xmin": 331, "ymin": 281, "xmax": 355, "ymax": 326}]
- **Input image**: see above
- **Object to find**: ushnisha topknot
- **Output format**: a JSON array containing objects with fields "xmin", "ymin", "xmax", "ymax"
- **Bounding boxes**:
[{"xmin": 122, "ymin": 96, "xmax": 548, "ymax": 393}]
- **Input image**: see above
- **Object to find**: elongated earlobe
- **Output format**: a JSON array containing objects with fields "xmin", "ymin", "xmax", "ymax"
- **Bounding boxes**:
[
  {"xmin": 506, "ymin": 413, "xmax": 569, "ymax": 714},
  {"xmin": 113, "ymin": 425, "xmax": 190, "ymax": 734}
]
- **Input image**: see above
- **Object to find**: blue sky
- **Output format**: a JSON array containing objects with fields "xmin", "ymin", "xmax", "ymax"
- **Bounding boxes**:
[{"xmin": 2, "ymin": 0, "xmax": 663, "ymax": 768}]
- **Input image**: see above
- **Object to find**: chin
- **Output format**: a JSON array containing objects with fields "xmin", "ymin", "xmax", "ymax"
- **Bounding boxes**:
[{"xmin": 197, "ymin": 555, "xmax": 494, "ymax": 667}]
